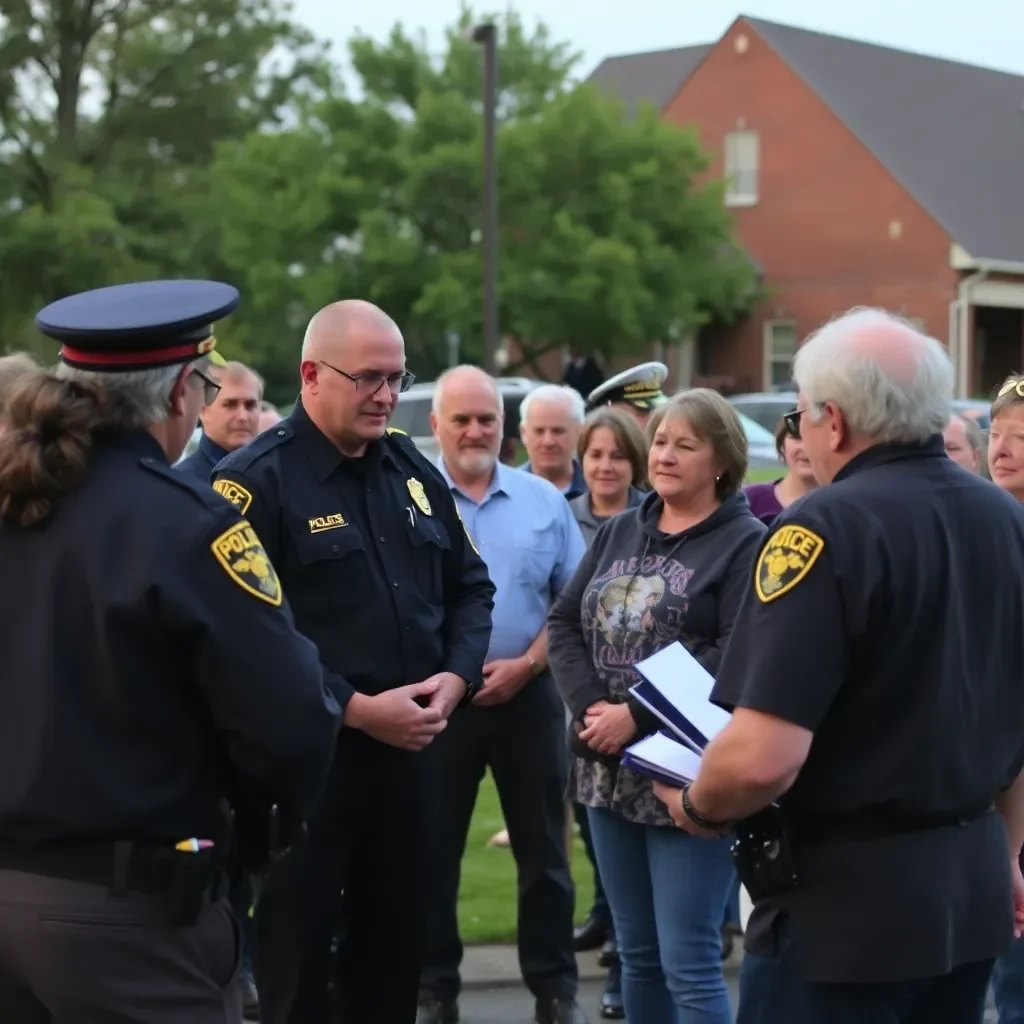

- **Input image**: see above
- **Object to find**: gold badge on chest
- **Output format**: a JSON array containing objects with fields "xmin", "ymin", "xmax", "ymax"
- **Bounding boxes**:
[{"xmin": 407, "ymin": 477, "xmax": 432, "ymax": 516}]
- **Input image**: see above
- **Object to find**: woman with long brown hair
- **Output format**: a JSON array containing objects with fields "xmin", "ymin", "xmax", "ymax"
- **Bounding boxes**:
[{"xmin": 0, "ymin": 281, "xmax": 343, "ymax": 1023}]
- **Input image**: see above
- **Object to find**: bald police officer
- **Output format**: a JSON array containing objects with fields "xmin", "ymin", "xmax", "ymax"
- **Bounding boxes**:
[
  {"xmin": 653, "ymin": 308, "xmax": 1024, "ymax": 1023},
  {"xmin": 212, "ymin": 299, "xmax": 495, "ymax": 1024},
  {"xmin": 0, "ymin": 281, "xmax": 344, "ymax": 1024}
]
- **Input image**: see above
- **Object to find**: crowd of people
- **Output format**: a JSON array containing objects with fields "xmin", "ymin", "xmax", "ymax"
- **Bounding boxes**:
[{"xmin": 1, "ymin": 283, "xmax": 1024, "ymax": 1024}]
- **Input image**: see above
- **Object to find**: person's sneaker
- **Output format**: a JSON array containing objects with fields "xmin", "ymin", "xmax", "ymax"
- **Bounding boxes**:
[
  {"xmin": 240, "ymin": 971, "xmax": 260, "ymax": 1019},
  {"xmin": 600, "ymin": 961, "xmax": 624, "ymax": 1020}
]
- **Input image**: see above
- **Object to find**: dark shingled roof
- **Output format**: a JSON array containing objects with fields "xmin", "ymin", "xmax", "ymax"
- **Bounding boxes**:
[
  {"xmin": 585, "ymin": 44, "xmax": 710, "ymax": 118},
  {"xmin": 585, "ymin": 17, "xmax": 1024, "ymax": 264}
]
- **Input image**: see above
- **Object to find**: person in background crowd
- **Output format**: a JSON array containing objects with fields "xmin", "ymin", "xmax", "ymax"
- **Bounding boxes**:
[
  {"xmin": 657, "ymin": 310, "xmax": 1024, "ymax": 1024},
  {"xmin": 944, "ymin": 412, "xmax": 985, "ymax": 474},
  {"xmin": 743, "ymin": 416, "xmax": 818, "ymax": 526},
  {"xmin": 176, "ymin": 360, "xmax": 263, "ymax": 483},
  {"xmin": 549, "ymin": 388, "xmax": 765, "ymax": 1024},
  {"xmin": 585, "ymin": 362, "xmax": 669, "ymax": 429},
  {"xmin": 258, "ymin": 400, "xmax": 282, "ymax": 432},
  {"xmin": 0, "ymin": 281, "xmax": 343, "ymax": 1024},
  {"xmin": 520, "ymin": 384, "xmax": 587, "ymax": 499},
  {"xmin": 563, "ymin": 346, "xmax": 605, "ymax": 401},
  {"xmin": 212, "ymin": 300, "xmax": 495, "ymax": 1024},
  {"xmin": 988, "ymin": 375, "xmax": 1024, "ymax": 1023},
  {"xmin": 569, "ymin": 407, "xmax": 648, "ymax": 545},
  {"xmin": 419, "ymin": 365, "xmax": 588, "ymax": 1024},
  {"xmin": 566, "ymin": 406, "xmax": 647, "ymax": 1020}
]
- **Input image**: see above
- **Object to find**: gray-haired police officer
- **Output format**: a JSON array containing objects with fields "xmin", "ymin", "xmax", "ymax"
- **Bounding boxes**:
[
  {"xmin": 654, "ymin": 308, "xmax": 1024, "ymax": 1024},
  {"xmin": 0, "ymin": 281, "xmax": 344, "ymax": 1024}
]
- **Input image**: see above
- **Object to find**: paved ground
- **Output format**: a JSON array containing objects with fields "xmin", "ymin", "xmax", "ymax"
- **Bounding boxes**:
[{"xmin": 244, "ymin": 945, "xmax": 1002, "ymax": 1021}]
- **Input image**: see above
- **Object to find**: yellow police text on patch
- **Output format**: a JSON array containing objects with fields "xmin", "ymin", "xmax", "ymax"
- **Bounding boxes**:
[
  {"xmin": 407, "ymin": 477, "xmax": 432, "ymax": 516},
  {"xmin": 309, "ymin": 513, "xmax": 346, "ymax": 534},
  {"xmin": 211, "ymin": 520, "xmax": 283, "ymax": 607},
  {"xmin": 755, "ymin": 524, "xmax": 825, "ymax": 604},
  {"xmin": 212, "ymin": 478, "xmax": 253, "ymax": 516}
]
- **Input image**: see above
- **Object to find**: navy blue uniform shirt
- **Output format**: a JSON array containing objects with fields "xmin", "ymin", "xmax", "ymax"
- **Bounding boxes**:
[
  {"xmin": 211, "ymin": 401, "xmax": 495, "ymax": 708},
  {"xmin": 0, "ymin": 430, "xmax": 344, "ymax": 845},
  {"xmin": 176, "ymin": 431, "xmax": 229, "ymax": 483},
  {"xmin": 712, "ymin": 437, "xmax": 1024, "ymax": 984}
]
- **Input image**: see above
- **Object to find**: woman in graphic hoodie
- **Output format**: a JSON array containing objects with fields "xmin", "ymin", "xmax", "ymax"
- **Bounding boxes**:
[{"xmin": 549, "ymin": 388, "xmax": 766, "ymax": 1024}]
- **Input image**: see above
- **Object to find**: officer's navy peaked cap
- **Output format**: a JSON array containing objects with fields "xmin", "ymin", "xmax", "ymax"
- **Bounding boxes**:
[
  {"xmin": 36, "ymin": 280, "xmax": 240, "ymax": 372},
  {"xmin": 586, "ymin": 361, "xmax": 669, "ymax": 413}
]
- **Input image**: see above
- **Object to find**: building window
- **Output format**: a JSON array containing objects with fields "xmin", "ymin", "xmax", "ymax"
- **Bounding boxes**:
[
  {"xmin": 725, "ymin": 131, "xmax": 759, "ymax": 206},
  {"xmin": 764, "ymin": 320, "xmax": 797, "ymax": 390}
]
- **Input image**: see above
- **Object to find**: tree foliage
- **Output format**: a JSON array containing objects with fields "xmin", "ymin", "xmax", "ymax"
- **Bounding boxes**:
[{"xmin": 0, "ymin": 2, "xmax": 757, "ymax": 396}]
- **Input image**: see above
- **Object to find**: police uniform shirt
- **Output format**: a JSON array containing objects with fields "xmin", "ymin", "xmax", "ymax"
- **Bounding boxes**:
[
  {"xmin": 0, "ymin": 431, "xmax": 344, "ymax": 844},
  {"xmin": 211, "ymin": 400, "xmax": 495, "ymax": 706},
  {"xmin": 176, "ymin": 431, "xmax": 229, "ymax": 483},
  {"xmin": 710, "ymin": 437, "xmax": 1024, "ymax": 984}
]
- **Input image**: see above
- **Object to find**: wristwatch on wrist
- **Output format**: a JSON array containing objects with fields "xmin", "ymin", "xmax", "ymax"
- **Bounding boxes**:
[
  {"xmin": 681, "ymin": 784, "xmax": 730, "ymax": 831},
  {"xmin": 525, "ymin": 654, "xmax": 544, "ymax": 678}
]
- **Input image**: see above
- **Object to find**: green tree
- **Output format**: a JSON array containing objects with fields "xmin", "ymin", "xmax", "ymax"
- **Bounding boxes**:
[
  {"xmin": 0, "ymin": 0, "xmax": 327, "ymax": 358},
  {"xmin": 210, "ymin": 7, "xmax": 757, "ymax": 390}
]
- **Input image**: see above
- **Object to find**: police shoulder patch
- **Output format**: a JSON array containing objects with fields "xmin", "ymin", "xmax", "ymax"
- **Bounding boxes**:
[
  {"xmin": 212, "ymin": 477, "xmax": 253, "ymax": 515},
  {"xmin": 755, "ymin": 523, "xmax": 825, "ymax": 603},
  {"xmin": 210, "ymin": 520, "xmax": 282, "ymax": 606}
]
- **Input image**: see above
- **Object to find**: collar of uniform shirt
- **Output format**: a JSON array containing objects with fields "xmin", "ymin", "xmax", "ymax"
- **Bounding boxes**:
[
  {"xmin": 289, "ymin": 399, "xmax": 401, "ymax": 481},
  {"xmin": 685, "ymin": 708, "xmax": 813, "ymax": 825}
]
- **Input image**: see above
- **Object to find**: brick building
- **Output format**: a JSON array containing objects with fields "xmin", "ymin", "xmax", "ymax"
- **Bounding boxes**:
[{"xmin": 585, "ymin": 16, "xmax": 1024, "ymax": 397}]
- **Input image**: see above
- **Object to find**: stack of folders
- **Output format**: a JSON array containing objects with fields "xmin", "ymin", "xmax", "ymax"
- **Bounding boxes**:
[{"xmin": 620, "ymin": 642, "xmax": 732, "ymax": 787}]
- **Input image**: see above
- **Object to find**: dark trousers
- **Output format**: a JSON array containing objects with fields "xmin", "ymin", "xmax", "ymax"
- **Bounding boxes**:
[
  {"xmin": 0, "ymin": 869, "xmax": 241, "ymax": 1023},
  {"xmin": 229, "ymin": 870, "xmax": 255, "ymax": 974},
  {"xmin": 420, "ymin": 674, "xmax": 578, "ymax": 1003},
  {"xmin": 255, "ymin": 734, "xmax": 434, "ymax": 1024},
  {"xmin": 573, "ymin": 798, "xmax": 612, "ymax": 930},
  {"xmin": 737, "ymin": 915, "xmax": 994, "ymax": 1024}
]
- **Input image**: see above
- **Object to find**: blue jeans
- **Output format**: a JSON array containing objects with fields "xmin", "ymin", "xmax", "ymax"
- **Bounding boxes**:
[
  {"xmin": 992, "ymin": 935, "xmax": 1024, "ymax": 1022},
  {"xmin": 587, "ymin": 806, "xmax": 734, "ymax": 1023},
  {"xmin": 723, "ymin": 876, "xmax": 741, "ymax": 928}
]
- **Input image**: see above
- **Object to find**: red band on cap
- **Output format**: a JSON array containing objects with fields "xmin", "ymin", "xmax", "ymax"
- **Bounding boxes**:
[{"xmin": 60, "ymin": 338, "xmax": 211, "ymax": 367}]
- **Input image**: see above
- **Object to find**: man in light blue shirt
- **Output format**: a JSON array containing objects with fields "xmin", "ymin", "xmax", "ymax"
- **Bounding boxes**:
[{"xmin": 418, "ymin": 366, "xmax": 589, "ymax": 1024}]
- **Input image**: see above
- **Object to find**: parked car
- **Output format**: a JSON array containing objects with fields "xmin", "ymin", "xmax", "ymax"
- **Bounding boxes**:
[
  {"xmin": 394, "ymin": 378, "xmax": 781, "ymax": 470},
  {"xmin": 390, "ymin": 377, "xmax": 543, "ymax": 463},
  {"xmin": 727, "ymin": 392, "xmax": 797, "ymax": 434}
]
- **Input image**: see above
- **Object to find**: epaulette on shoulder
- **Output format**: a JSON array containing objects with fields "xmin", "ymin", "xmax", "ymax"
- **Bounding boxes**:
[
  {"xmin": 140, "ymin": 457, "xmax": 228, "ymax": 512},
  {"xmin": 384, "ymin": 427, "xmax": 423, "ymax": 461},
  {"xmin": 217, "ymin": 422, "xmax": 294, "ymax": 474}
]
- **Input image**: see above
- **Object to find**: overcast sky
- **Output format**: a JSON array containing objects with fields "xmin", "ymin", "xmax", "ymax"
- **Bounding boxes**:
[{"xmin": 292, "ymin": 0, "xmax": 1024, "ymax": 79}]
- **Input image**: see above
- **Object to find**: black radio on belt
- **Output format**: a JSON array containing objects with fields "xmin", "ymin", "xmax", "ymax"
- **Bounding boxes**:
[{"xmin": 730, "ymin": 804, "xmax": 798, "ymax": 901}]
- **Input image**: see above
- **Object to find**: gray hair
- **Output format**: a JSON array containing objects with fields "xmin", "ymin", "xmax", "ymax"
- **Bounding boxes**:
[
  {"xmin": 432, "ymin": 365, "xmax": 502, "ymax": 416},
  {"xmin": 54, "ymin": 363, "xmax": 185, "ymax": 427},
  {"xmin": 953, "ymin": 413, "xmax": 984, "ymax": 455},
  {"xmin": 793, "ymin": 308, "xmax": 953, "ymax": 444},
  {"xmin": 520, "ymin": 384, "xmax": 586, "ymax": 426}
]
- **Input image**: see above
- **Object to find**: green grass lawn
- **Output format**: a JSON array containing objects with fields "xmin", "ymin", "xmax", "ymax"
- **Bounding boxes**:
[
  {"xmin": 458, "ymin": 771, "xmax": 594, "ymax": 944},
  {"xmin": 744, "ymin": 466, "xmax": 779, "ymax": 484}
]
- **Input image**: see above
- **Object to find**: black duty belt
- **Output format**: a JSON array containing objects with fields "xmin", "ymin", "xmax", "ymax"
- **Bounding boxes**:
[
  {"xmin": 792, "ymin": 803, "xmax": 996, "ymax": 846},
  {"xmin": 0, "ymin": 839, "xmax": 182, "ymax": 895}
]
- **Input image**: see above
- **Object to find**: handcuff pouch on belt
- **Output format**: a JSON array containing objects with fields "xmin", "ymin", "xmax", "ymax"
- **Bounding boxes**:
[{"xmin": 730, "ymin": 804, "xmax": 798, "ymax": 901}]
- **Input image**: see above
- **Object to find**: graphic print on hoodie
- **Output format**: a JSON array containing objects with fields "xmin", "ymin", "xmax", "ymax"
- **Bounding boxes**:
[{"xmin": 548, "ymin": 490, "xmax": 766, "ymax": 826}]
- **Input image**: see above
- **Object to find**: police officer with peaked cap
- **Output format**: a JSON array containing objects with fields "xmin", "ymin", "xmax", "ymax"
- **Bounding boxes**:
[
  {"xmin": 651, "ymin": 308, "xmax": 1024, "ymax": 1023},
  {"xmin": 585, "ymin": 361, "xmax": 668, "ymax": 427},
  {"xmin": 0, "ymin": 280, "xmax": 345, "ymax": 1024},
  {"xmin": 211, "ymin": 299, "xmax": 496, "ymax": 1024}
]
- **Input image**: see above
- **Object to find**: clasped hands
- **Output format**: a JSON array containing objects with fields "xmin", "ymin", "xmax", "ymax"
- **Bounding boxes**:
[{"xmin": 577, "ymin": 699, "xmax": 638, "ymax": 756}]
